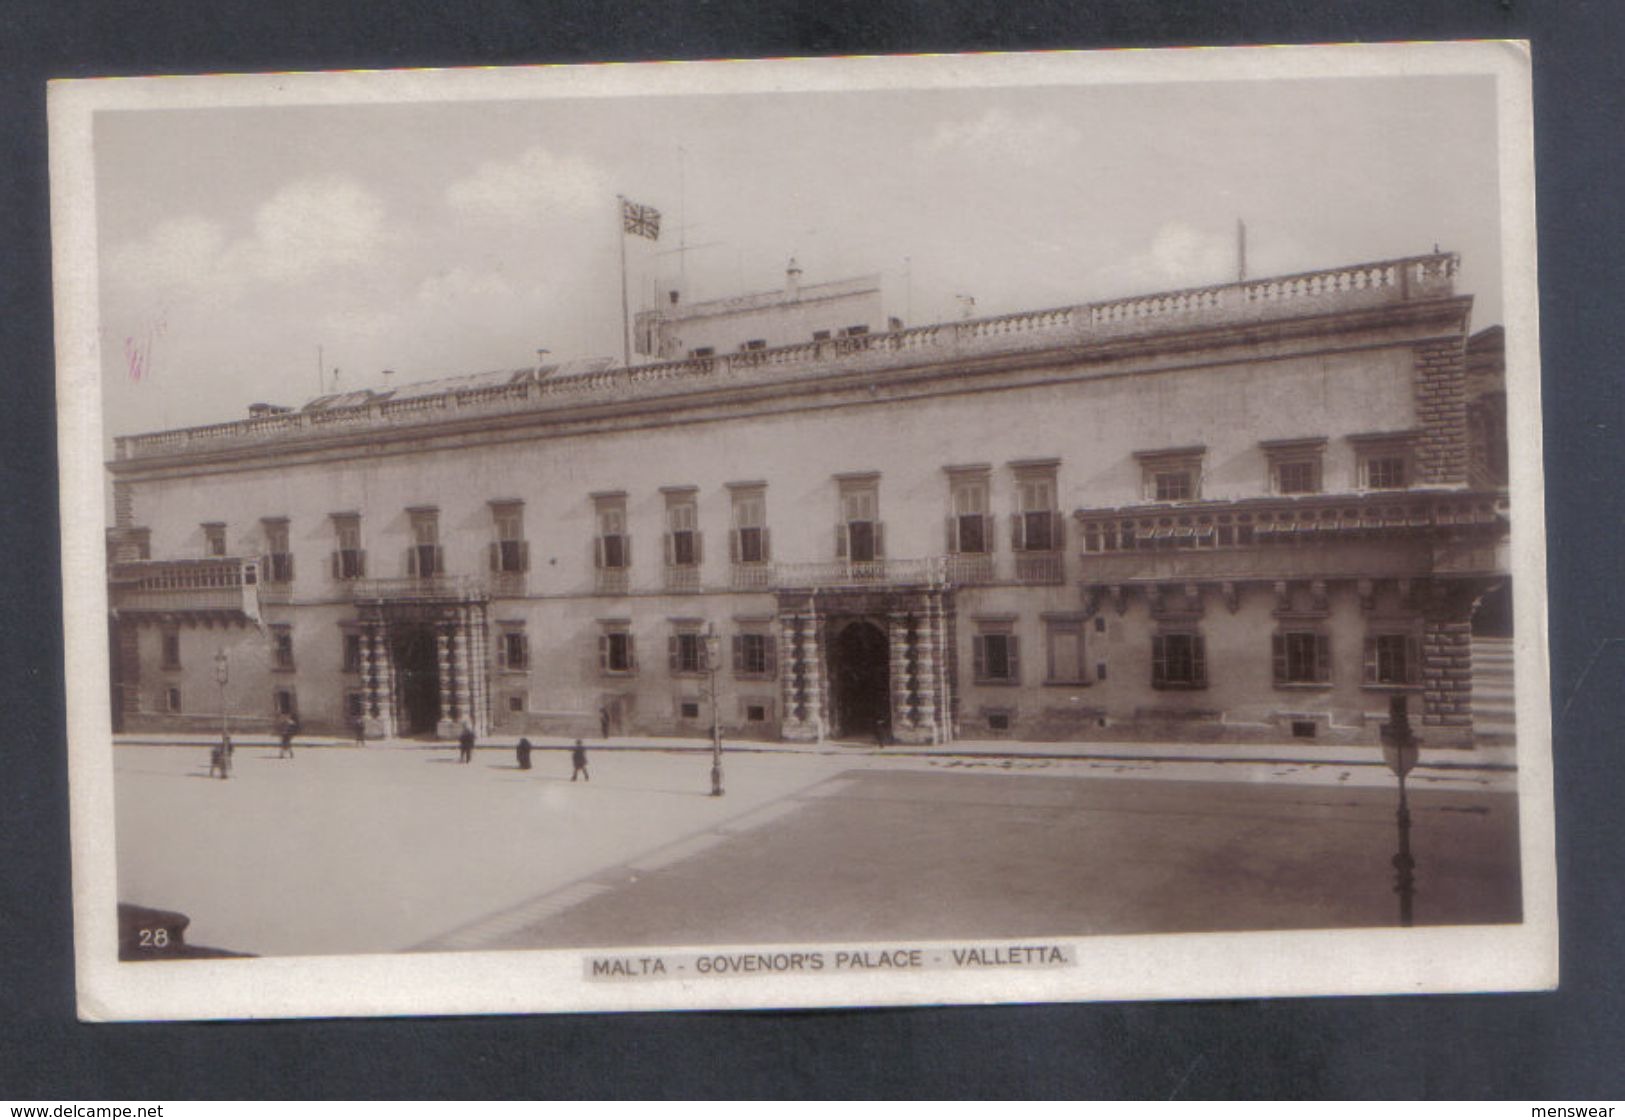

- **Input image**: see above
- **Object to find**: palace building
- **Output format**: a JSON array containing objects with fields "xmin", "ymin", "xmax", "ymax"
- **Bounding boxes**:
[{"xmin": 105, "ymin": 250, "xmax": 1510, "ymax": 747}]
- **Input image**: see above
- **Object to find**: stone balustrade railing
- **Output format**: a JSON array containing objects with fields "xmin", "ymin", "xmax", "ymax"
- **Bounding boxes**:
[{"xmin": 113, "ymin": 253, "xmax": 1460, "ymax": 462}]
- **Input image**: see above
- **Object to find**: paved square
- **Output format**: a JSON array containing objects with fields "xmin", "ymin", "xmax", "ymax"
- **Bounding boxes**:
[{"xmin": 114, "ymin": 744, "xmax": 1520, "ymax": 957}]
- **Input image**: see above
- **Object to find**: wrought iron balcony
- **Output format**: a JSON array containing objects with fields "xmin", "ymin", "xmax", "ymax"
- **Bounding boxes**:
[{"xmin": 348, "ymin": 575, "xmax": 489, "ymax": 602}]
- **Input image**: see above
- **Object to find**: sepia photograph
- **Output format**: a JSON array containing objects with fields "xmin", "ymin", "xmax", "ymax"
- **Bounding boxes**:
[{"xmin": 50, "ymin": 42, "xmax": 1554, "ymax": 1020}]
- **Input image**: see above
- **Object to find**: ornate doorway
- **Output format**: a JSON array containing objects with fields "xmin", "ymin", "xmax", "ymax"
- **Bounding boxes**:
[
  {"xmin": 391, "ymin": 625, "xmax": 440, "ymax": 735},
  {"xmin": 829, "ymin": 619, "xmax": 891, "ymax": 742}
]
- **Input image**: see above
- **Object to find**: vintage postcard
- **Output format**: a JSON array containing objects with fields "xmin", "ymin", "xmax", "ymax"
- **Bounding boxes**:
[{"xmin": 51, "ymin": 42, "xmax": 1554, "ymax": 1021}]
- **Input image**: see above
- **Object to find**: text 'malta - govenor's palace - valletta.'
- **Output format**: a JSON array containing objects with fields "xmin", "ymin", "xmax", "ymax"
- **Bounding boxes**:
[{"xmin": 104, "ymin": 247, "xmax": 1511, "ymax": 750}]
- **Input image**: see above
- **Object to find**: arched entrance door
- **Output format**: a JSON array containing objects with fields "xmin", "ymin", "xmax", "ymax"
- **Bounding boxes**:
[
  {"xmin": 391, "ymin": 625, "xmax": 441, "ymax": 736},
  {"xmin": 830, "ymin": 619, "xmax": 891, "ymax": 743}
]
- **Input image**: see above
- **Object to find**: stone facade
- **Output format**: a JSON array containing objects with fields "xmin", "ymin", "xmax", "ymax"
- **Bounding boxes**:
[{"xmin": 106, "ymin": 251, "xmax": 1509, "ymax": 747}]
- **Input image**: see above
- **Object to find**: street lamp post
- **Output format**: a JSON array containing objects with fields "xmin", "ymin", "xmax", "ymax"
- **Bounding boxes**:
[
  {"xmin": 213, "ymin": 648, "xmax": 230, "ymax": 740},
  {"xmin": 1380, "ymin": 693, "xmax": 1420, "ymax": 927},
  {"xmin": 704, "ymin": 624, "xmax": 724, "ymax": 797}
]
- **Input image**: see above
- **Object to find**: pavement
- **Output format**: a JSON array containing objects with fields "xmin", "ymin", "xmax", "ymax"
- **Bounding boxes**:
[{"xmin": 112, "ymin": 734, "xmax": 1522, "ymax": 959}]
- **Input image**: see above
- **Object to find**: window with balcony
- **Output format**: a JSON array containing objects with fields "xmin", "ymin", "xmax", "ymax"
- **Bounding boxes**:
[
  {"xmin": 1262, "ymin": 438, "xmax": 1327, "ymax": 495},
  {"xmin": 1136, "ymin": 446, "xmax": 1206, "ymax": 503},
  {"xmin": 203, "ymin": 522, "xmax": 227, "ymax": 558},
  {"xmin": 331, "ymin": 514, "xmax": 366, "ymax": 580},
  {"xmin": 733, "ymin": 630, "xmax": 777, "ymax": 678},
  {"xmin": 271, "ymin": 625, "xmax": 295, "ymax": 671},
  {"xmin": 488, "ymin": 501, "xmax": 529, "ymax": 577},
  {"xmin": 835, "ymin": 475, "xmax": 884, "ymax": 563},
  {"xmin": 1011, "ymin": 472, "xmax": 1061, "ymax": 552},
  {"xmin": 728, "ymin": 484, "xmax": 771, "ymax": 581},
  {"xmin": 1273, "ymin": 630, "xmax": 1331, "ymax": 685},
  {"xmin": 1044, "ymin": 616, "xmax": 1088, "ymax": 685},
  {"xmin": 1151, "ymin": 631, "xmax": 1208, "ymax": 689},
  {"xmin": 261, "ymin": 518, "xmax": 294, "ymax": 583},
  {"xmin": 663, "ymin": 488, "xmax": 702, "ymax": 592},
  {"xmin": 497, "ymin": 624, "xmax": 529, "ymax": 672},
  {"xmin": 593, "ymin": 493, "xmax": 630, "ymax": 571},
  {"xmin": 406, "ymin": 508, "xmax": 443, "ymax": 577},
  {"xmin": 945, "ymin": 468, "xmax": 994, "ymax": 555},
  {"xmin": 1364, "ymin": 632, "xmax": 1420, "ymax": 687},
  {"xmin": 598, "ymin": 622, "xmax": 636, "ymax": 674}
]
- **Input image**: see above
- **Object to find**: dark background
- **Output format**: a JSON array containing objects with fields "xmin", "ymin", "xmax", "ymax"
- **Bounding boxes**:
[{"xmin": 3, "ymin": 0, "xmax": 1620, "ymax": 1099}]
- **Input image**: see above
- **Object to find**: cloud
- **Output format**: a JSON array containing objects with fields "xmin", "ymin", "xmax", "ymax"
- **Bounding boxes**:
[
  {"xmin": 239, "ymin": 176, "xmax": 390, "ymax": 281},
  {"xmin": 445, "ymin": 146, "xmax": 610, "ymax": 224},
  {"xmin": 1112, "ymin": 221, "xmax": 1240, "ymax": 291},
  {"xmin": 104, "ymin": 216, "xmax": 227, "ymax": 294},
  {"xmin": 919, "ymin": 108, "xmax": 1082, "ymax": 165}
]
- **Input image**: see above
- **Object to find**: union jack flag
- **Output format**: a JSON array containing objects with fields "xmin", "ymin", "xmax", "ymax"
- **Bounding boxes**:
[{"xmin": 621, "ymin": 198, "xmax": 661, "ymax": 240}]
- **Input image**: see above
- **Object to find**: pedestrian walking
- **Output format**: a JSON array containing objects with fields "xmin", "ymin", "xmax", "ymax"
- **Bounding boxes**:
[
  {"xmin": 599, "ymin": 706, "xmax": 611, "ymax": 741},
  {"xmin": 458, "ymin": 721, "xmax": 475, "ymax": 764},
  {"xmin": 278, "ymin": 714, "xmax": 298, "ymax": 759},
  {"xmin": 571, "ymin": 739, "xmax": 590, "ymax": 782},
  {"xmin": 516, "ymin": 737, "xmax": 532, "ymax": 770},
  {"xmin": 209, "ymin": 734, "xmax": 231, "ymax": 779}
]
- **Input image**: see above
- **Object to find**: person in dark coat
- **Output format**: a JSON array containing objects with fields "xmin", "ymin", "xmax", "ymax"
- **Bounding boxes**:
[
  {"xmin": 516, "ymin": 737, "xmax": 532, "ymax": 770},
  {"xmin": 458, "ymin": 721, "xmax": 475, "ymax": 763},
  {"xmin": 278, "ymin": 714, "xmax": 297, "ymax": 759},
  {"xmin": 571, "ymin": 739, "xmax": 589, "ymax": 782}
]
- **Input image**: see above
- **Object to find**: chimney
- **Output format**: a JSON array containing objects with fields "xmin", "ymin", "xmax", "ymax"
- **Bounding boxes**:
[
  {"xmin": 668, "ymin": 289, "xmax": 680, "ymax": 306},
  {"xmin": 786, "ymin": 257, "xmax": 802, "ymax": 300}
]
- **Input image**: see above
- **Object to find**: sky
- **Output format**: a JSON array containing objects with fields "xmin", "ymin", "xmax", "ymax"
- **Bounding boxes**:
[{"xmin": 94, "ymin": 71, "xmax": 1503, "ymax": 438}]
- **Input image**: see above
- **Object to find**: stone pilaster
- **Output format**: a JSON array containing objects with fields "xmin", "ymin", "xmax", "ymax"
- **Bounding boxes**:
[
  {"xmin": 435, "ymin": 626, "xmax": 456, "ymax": 738},
  {"xmin": 452, "ymin": 609, "xmax": 474, "ymax": 729},
  {"xmin": 779, "ymin": 605, "xmax": 827, "ymax": 743},
  {"xmin": 1415, "ymin": 339, "xmax": 1470, "ymax": 486},
  {"xmin": 1421, "ymin": 618, "xmax": 1474, "ymax": 744}
]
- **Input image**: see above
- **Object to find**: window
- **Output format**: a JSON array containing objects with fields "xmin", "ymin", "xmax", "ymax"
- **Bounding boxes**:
[
  {"xmin": 733, "ymin": 631, "xmax": 776, "ymax": 678},
  {"xmin": 497, "ymin": 627, "xmax": 529, "ymax": 672},
  {"xmin": 331, "ymin": 514, "xmax": 365, "ymax": 580},
  {"xmin": 688, "ymin": 346, "xmax": 715, "ymax": 358},
  {"xmin": 664, "ymin": 490, "xmax": 701, "ymax": 567},
  {"xmin": 202, "ymin": 522, "xmax": 227, "ymax": 557},
  {"xmin": 407, "ymin": 508, "xmax": 442, "ymax": 577},
  {"xmin": 1364, "ymin": 455, "xmax": 1407, "ymax": 490},
  {"xmin": 946, "ymin": 469, "xmax": 993, "ymax": 554},
  {"xmin": 986, "ymin": 710, "xmax": 1012, "ymax": 733},
  {"xmin": 729, "ymin": 486, "xmax": 771, "ymax": 564},
  {"xmin": 1273, "ymin": 631, "xmax": 1331, "ymax": 685},
  {"xmin": 1352, "ymin": 433, "xmax": 1416, "ymax": 491},
  {"xmin": 836, "ymin": 476, "xmax": 883, "ymax": 562},
  {"xmin": 1151, "ymin": 632, "xmax": 1208, "ymax": 689},
  {"xmin": 273, "ymin": 688, "xmax": 296, "ymax": 717},
  {"xmin": 1044, "ymin": 618, "xmax": 1087, "ymax": 685},
  {"xmin": 161, "ymin": 631, "xmax": 181, "ymax": 670},
  {"xmin": 165, "ymin": 687, "xmax": 182, "ymax": 712},
  {"xmin": 599, "ymin": 626, "xmax": 636, "ymax": 674},
  {"xmin": 507, "ymin": 694, "xmax": 526, "ymax": 714},
  {"xmin": 1010, "ymin": 464, "xmax": 1061, "ymax": 552},
  {"xmin": 593, "ymin": 495, "xmax": 630, "ymax": 570},
  {"xmin": 489, "ymin": 501, "xmax": 529, "ymax": 574},
  {"xmin": 1262, "ymin": 438, "xmax": 1326, "ymax": 496},
  {"xmin": 744, "ymin": 702, "xmax": 769, "ymax": 723},
  {"xmin": 342, "ymin": 632, "xmax": 362, "ymax": 674},
  {"xmin": 679, "ymin": 700, "xmax": 702, "ymax": 720},
  {"xmin": 271, "ymin": 625, "xmax": 295, "ymax": 671},
  {"xmin": 1137, "ymin": 447, "xmax": 1206, "ymax": 503},
  {"xmin": 973, "ymin": 625, "xmax": 1021, "ymax": 684},
  {"xmin": 668, "ymin": 627, "xmax": 705, "ymax": 675},
  {"xmin": 262, "ymin": 518, "xmax": 294, "ymax": 583},
  {"xmin": 1364, "ymin": 633, "xmax": 1420, "ymax": 686}
]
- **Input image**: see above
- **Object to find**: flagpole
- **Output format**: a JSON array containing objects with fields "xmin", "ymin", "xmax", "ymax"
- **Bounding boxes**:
[{"xmin": 617, "ymin": 195, "xmax": 632, "ymax": 369}]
